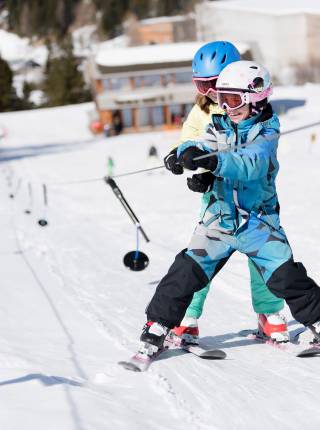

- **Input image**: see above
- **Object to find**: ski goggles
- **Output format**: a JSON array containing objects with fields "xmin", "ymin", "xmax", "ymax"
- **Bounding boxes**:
[
  {"xmin": 217, "ymin": 91, "xmax": 249, "ymax": 111},
  {"xmin": 192, "ymin": 75, "xmax": 218, "ymax": 96},
  {"xmin": 217, "ymin": 87, "xmax": 273, "ymax": 111}
]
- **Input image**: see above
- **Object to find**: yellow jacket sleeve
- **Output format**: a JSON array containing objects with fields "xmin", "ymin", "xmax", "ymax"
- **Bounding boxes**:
[{"xmin": 179, "ymin": 103, "xmax": 224, "ymax": 145}]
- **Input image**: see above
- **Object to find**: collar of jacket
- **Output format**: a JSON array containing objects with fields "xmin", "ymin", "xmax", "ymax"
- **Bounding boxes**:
[{"xmin": 213, "ymin": 104, "xmax": 279, "ymax": 136}]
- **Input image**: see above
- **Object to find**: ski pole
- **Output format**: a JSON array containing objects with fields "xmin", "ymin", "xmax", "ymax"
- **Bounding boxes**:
[{"xmin": 104, "ymin": 176, "xmax": 150, "ymax": 243}]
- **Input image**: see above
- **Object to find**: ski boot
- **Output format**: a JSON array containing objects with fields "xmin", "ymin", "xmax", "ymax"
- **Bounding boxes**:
[
  {"xmin": 295, "ymin": 321, "xmax": 320, "ymax": 357},
  {"xmin": 139, "ymin": 321, "xmax": 170, "ymax": 359},
  {"xmin": 118, "ymin": 322, "xmax": 170, "ymax": 372},
  {"xmin": 169, "ymin": 316, "xmax": 199, "ymax": 346},
  {"xmin": 257, "ymin": 313, "xmax": 289, "ymax": 343},
  {"xmin": 295, "ymin": 320, "xmax": 320, "ymax": 345},
  {"xmin": 308, "ymin": 321, "xmax": 320, "ymax": 344}
]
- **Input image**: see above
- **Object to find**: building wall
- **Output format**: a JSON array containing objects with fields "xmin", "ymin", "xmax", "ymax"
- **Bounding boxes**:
[
  {"xmin": 173, "ymin": 19, "xmax": 196, "ymax": 42},
  {"xmin": 275, "ymin": 15, "xmax": 307, "ymax": 63},
  {"xmin": 135, "ymin": 22, "xmax": 174, "ymax": 45},
  {"xmin": 306, "ymin": 14, "xmax": 320, "ymax": 63},
  {"xmin": 195, "ymin": 3, "xmax": 312, "ymax": 83},
  {"xmin": 125, "ymin": 16, "xmax": 196, "ymax": 46}
]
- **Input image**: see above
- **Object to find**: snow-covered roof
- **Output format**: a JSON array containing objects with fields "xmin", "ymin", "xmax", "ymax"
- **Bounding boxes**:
[
  {"xmin": 72, "ymin": 25, "xmax": 98, "ymax": 57},
  {"xmin": 0, "ymin": 29, "xmax": 29, "ymax": 62},
  {"xmin": 0, "ymin": 29, "xmax": 48, "ymax": 67},
  {"xmin": 139, "ymin": 15, "xmax": 191, "ymax": 25},
  {"xmin": 207, "ymin": 0, "xmax": 320, "ymax": 15},
  {"xmin": 95, "ymin": 41, "xmax": 249, "ymax": 68},
  {"xmin": 96, "ymin": 35, "xmax": 129, "ymax": 54}
]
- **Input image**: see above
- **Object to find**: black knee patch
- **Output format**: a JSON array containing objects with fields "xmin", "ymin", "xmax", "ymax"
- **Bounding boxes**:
[
  {"xmin": 267, "ymin": 259, "xmax": 320, "ymax": 325},
  {"xmin": 146, "ymin": 249, "xmax": 209, "ymax": 328}
]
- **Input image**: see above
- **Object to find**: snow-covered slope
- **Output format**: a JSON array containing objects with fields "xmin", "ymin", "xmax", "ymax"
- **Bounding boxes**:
[{"xmin": 0, "ymin": 86, "xmax": 320, "ymax": 429}]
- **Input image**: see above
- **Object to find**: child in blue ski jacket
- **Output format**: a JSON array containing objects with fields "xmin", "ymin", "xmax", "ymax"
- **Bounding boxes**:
[
  {"xmin": 138, "ymin": 60, "xmax": 320, "ymax": 357},
  {"xmin": 166, "ymin": 41, "xmax": 287, "ymax": 344}
]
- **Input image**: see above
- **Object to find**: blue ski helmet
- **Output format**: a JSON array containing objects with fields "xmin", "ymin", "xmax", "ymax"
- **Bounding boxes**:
[{"xmin": 192, "ymin": 41, "xmax": 241, "ymax": 78}]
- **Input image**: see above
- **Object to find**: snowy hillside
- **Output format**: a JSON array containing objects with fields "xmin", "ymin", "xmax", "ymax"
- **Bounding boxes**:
[{"xmin": 0, "ymin": 86, "xmax": 320, "ymax": 430}]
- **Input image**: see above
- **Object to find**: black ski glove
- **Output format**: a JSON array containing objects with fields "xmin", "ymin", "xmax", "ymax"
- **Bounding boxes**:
[
  {"xmin": 163, "ymin": 148, "xmax": 184, "ymax": 175},
  {"xmin": 187, "ymin": 171, "xmax": 216, "ymax": 193},
  {"xmin": 178, "ymin": 147, "xmax": 218, "ymax": 171}
]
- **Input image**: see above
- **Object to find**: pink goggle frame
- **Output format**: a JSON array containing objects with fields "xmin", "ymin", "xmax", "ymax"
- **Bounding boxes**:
[
  {"xmin": 217, "ymin": 86, "xmax": 273, "ymax": 111},
  {"xmin": 192, "ymin": 75, "xmax": 219, "ymax": 96}
]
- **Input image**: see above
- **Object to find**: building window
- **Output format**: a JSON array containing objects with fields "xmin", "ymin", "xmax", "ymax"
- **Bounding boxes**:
[
  {"xmin": 122, "ymin": 109, "xmax": 133, "ymax": 128},
  {"xmin": 169, "ymin": 104, "xmax": 184, "ymax": 126},
  {"xmin": 143, "ymin": 74, "xmax": 161, "ymax": 87},
  {"xmin": 134, "ymin": 76, "xmax": 144, "ymax": 88},
  {"xmin": 102, "ymin": 79, "xmax": 111, "ymax": 91},
  {"xmin": 151, "ymin": 106, "xmax": 164, "ymax": 126},
  {"xmin": 164, "ymin": 74, "xmax": 175, "ymax": 85},
  {"xmin": 184, "ymin": 103, "xmax": 193, "ymax": 118},
  {"xmin": 175, "ymin": 71, "xmax": 191, "ymax": 84},
  {"xmin": 110, "ymin": 77, "xmax": 131, "ymax": 90},
  {"xmin": 137, "ymin": 107, "xmax": 149, "ymax": 127}
]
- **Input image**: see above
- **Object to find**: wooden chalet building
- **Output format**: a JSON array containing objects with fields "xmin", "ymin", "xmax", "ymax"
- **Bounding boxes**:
[{"xmin": 88, "ymin": 41, "xmax": 251, "ymax": 134}]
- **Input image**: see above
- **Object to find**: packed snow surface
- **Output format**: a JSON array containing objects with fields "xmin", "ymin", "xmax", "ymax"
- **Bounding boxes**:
[{"xmin": 0, "ymin": 85, "xmax": 320, "ymax": 429}]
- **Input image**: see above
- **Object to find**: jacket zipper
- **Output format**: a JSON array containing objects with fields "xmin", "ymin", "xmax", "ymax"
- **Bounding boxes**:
[{"xmin": 232, "ymin": 123, "xmax": 240, "ymax": 228}]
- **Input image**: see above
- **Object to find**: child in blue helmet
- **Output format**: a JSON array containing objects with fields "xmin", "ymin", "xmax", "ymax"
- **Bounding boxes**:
[
  {"xmin": 138, "ymin": 60, "xmax": 320, "ymax": 360},
  {"xmin": 164, "ymin": 41, "xmax": 287, "ymax": 344}
]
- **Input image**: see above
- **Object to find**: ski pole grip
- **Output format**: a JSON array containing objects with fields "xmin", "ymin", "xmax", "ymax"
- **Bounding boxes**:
[{"xmin": 105, "ymin": 176, "xmax": 117, "ymax": 189}]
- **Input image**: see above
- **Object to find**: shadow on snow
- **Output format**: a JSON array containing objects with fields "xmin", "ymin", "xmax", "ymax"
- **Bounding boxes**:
[
  {"xmin": 271, "ymin": 98, "xmax": 306, "ymax": 115},
  {"xmin": 0, "ymin": 137, "xmax": 99, "ymax": 163},
  {"xmin": 0, "ymin": 373, "xmax": 83, "ymax": 387}
]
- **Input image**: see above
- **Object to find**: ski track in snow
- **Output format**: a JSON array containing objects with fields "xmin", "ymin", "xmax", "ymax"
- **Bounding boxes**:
[{"xmin": 1, "ymin": 93, "xmax": 320, "ymax": 429}]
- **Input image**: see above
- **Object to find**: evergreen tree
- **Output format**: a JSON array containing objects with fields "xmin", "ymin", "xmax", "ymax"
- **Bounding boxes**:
[
  {"xmin": 129, "ymin": 0, "xmax": 150, "ymax": 19},
  {"xmin": 99, "ymin": 0, "xmax": 128, "ymax": 37},
  {"xmin": 22, "ymin": 81, "xmax": 36, "ymax": 108},
  {"xmin": 5, "ymin": 0, "xmax": 21, "ymax": 30},
  {"xmin": 0, "ymin": 56, "xmax": 15, "ymax": 111},
  {"xmin": 3, "ymin": 0, "xmax": 202, "ymax": 38},
  {"xmin": 43, "ymin": 39, "xmax": 92, "ymax": 107},
  {"xmin": 4, "ymin": 0, "xmax": 79, "ymax": 37},
  {"xmin": 0, "ymin": 56, "xmax": 29, "ymax": 111}
]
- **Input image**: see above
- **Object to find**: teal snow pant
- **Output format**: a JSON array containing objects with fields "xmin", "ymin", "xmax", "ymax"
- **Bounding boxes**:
[
  {"xmin": 185, "ymin": 194, "xmax": 285, "ymax": 319},
  {"xmin": 185, "ymin": 259, "xmax": 284, "ymax": 319}
]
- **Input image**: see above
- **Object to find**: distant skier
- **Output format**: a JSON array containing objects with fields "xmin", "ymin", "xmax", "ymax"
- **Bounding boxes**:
[
  {"xmin": 103, "ymin": 123, "xmax": 111, "ymax": 138},
  {"xmin": 164, "ymin": 41, "xmax": 288, "ymax": 345},
  {"xmin": 107, "ymin": 156, "xmax": 114, "ymax": 176},
  {"xmin": 148, "ymin": 145, "xmax": 158, "ymax": 158},
  {"xmin": 146, "ymin": 145, "xmax": 161, "ymax": 173},
  {"xmin": 138, "ymin": 60, "xmax": 320, "ymax": 361}
]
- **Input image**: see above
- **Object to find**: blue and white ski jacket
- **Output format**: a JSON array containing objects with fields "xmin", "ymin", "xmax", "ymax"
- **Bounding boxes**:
[{"xmin": 177, "ymin": 105, "xmax": 281, "ymax": 232}]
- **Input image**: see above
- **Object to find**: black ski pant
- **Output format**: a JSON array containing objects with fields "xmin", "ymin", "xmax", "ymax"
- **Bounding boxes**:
[{"xmin": 146, "ymin": 249, "xmax": 320, "ymax": 329}]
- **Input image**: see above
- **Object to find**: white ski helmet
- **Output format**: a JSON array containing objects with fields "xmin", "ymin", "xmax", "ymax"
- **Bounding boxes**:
[{"xmin": 216, "ymin": 60, "xmax": 272, "ymax": 111}]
